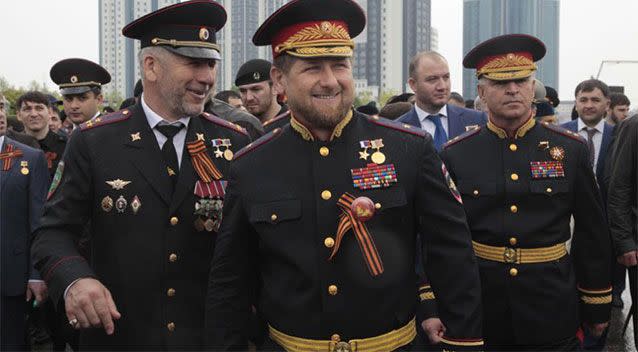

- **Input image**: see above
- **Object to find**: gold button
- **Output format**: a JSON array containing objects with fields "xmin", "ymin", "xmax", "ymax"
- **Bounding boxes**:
[
  {"xmin": 509, "ymin": 237, "xmax": 517, "ymax": 246},
  {"xmin": 328, "ymin": 285, "xmax": 338, "ymax": 295},
  {"xmin": 546, "ymin": 187, "xmax": 552, "ymax": 193},
  {"xmin": 331, "ymin": 334, "xmax": 340, "ymax": 342},
  {"xmin": 324, "ymin": 237, "xmax": 335, "ymax": 248},
  {"xmin": 321, "ymin": 190, "xmax": 332, "ymax": 200},
  {"xmin": 167, "ymin": 288, "xmax": 176, "ymax": 297},
  {"xmin": 510, "ymin": 173, "xmax": 519, "ymax": 181},
  {"xmin": 271, "ymin": 214, "xmax": 278, "ymax": 222},
  {"xmin": 509, "ymin": 268, "xmax": 518, "ymax": 276},
  {"xmin": 169, "ymin": 253, "xmax": 177, "ymax": 262},
  {"xmin": 510, "ymin": 205, "xmax": 518, "ymax": 213},
  {"xmin": 374, "ymin": 203, "xmax": 381, "ymax": 209},
  {"xmin": 170, "ymin": 217, "xmax": 179, "ymax": 226},
  {"xmin": 167, "ymin": 322, "xmax": 175, "ymax": 332},
  {"xmin": 319, "ymin": 147, "xmax": 330, "ymax": 157},
  {"xmin": 473, "ymin": 190, "xmax": 479, "ymax": 196},
  {"xmin": 509, "ymin": 143, "xmax": 518, "ymax": 151}
]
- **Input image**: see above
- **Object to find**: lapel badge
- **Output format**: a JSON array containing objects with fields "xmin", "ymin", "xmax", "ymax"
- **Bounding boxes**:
[
  {"xmin": 130, "ymin": 132, "xmax": 141, "ymax": 142},
  {"xmin": 20, "ymin": 161, "xmax": 29, "ymax": 175},
  {"xmin": 351, "ymin": 163, "xmax": 398, "ymax": 190},
  {"xmin": 351, "ymin": 196, "xmax": 375, "ymax": 222},
  {"xmin": 370, "ymin": 139, "xmax": 386, "ymax": 165},
  {"xmin": 222, "ymin": 139, "xmax": 233, "ymax": 161},
  {"xmin": 167, "ymin": 167, "xmax": 176, "ymax": 177},
  {"xmin": 101, "ymin": 196, "xmax": 114, "ymax": 212},
  {"xmin": 196, "ymin": 133, "xmax": 205, "ymax": 141},
  {"xmin": 358, "ymin": 140, "xmax": 371, "ymax": 160},
  {"xmin": 538, "ymin": 141, "xmax": 549, "ymax": 150},
  {"xmin": 465, "ymin": 125, "xmax": 479, "ymax": 132},
  {"xmin": 115, "ymin": 195, "xmax": 127, "ymax": 213},
  {"xmin": 106, "ymin": 179, "xmax": 132, "ymax": 190},
  {"xmin": 130, "ymin": 196, "xmax": 142, "ymax": 215},
  {"xmin": 549, "ymin": 146, "xmax": 565, "ymax": 161}
]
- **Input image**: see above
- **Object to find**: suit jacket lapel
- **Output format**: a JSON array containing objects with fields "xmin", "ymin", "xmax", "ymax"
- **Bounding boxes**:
[
  {"xmin": 447, "ymin": 104, "xmax": 464, "ymax": 139},
  {"xmin": 0, "ymin": 140, "xmax": 17, "ymax": 194},
  {"xmin": 124, "ymin": 104, "xmax": 172, "ymax": 205},
  {"xmin": 596, "ymin": 123, "xmax": 613, "ymax": 179},
  {"xmin": 403, "ymin": 107, "xmax": 421, "ymax": 129},
  {"xmin": 169, "ymin": 116, "xmax": 203, "ymax": 214}
]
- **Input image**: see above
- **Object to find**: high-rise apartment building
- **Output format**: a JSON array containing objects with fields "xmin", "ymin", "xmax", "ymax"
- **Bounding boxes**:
[
  {"xmin": 99, "ymin": 0, "xmax": 180, "ymax": 99},
  {"xmin": 463, "ymin": 0, "xmax": 559, "ymax": 100}
]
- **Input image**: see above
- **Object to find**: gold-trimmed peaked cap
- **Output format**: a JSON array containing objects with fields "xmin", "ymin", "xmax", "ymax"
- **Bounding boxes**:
[
  {"xmin": 252, "ymin": 0, "xmax": 366, "ymax": 59},
  {"xmin": 122, "ymin": 0, "xmax": 226, "ymax": 60},
  {"xmin": 463, "ymin": 34, "xmax": 546, "ymax": 81},
  {"xmin": 50, "ymin": 58, "xmax": 111, "ymax": 96}
]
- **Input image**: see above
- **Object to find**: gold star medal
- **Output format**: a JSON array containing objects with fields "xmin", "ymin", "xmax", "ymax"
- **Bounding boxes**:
[
  {"xmin": 20, "ymin": 161, "xmax": 29, "ymax": 175},
  {"xmin": 358, "ymin": 140, "xmax": 371, "ymax": 160},
  {"xmin": 211, "ymin": 139, "xmax": 224, "ymax": 158},
  {"xmin": 370, "ymin": 139, "xmax": 386, "ymax": 165},
  {"xmin": 549, "ymin": 146, "xmax": 565, "ymax": 161},
  {"xmin": 222, "ymin": 139, "xmax": 233, "ymax": 161}
]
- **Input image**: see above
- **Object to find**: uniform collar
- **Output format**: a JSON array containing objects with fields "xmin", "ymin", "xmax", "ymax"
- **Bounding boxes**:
[
  {"xmin": 487, "ymin": 112, "xmax": 536, "ymax": 139},
  {"xmin": 290, "ymin": 109, "xmax": 353, "ymax": 142}
]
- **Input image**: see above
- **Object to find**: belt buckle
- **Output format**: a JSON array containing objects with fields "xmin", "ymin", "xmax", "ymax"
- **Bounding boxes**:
[
  {"xmin": 331, "ymin": 341, "xmax": 353, "ymax": 352},
  {"xmin": 503, "ymin": 247, "xmax": 517, "ymax": 263}
]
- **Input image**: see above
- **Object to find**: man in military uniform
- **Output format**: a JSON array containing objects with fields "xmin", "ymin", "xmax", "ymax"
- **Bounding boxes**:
[
  {"xmin": 205, "ymin": 1, "xmax": 483, "ymax": 351},
  {"xmin": 438, "ymin": 34, "xmax": 612, "ymax": 350},
  {"xmin": 31, "ymin": 1, "xmax": 250, "ymax": 349},
  {"xmin": 235, "ymin": 58, "xmax": 290, "ymax": 132},
  {"xmin": 15, "ymin": 91, "xmax": 67, "ymax": 178},
  {"xmin": 50, "ymin": 58, "xmax": 111, "ymax": 128}
]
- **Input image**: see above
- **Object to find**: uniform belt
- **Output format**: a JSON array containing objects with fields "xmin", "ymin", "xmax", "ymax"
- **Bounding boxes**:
[
  {"xmin": 472, "ymin": 241, "xmax": 567, "ymax": 264},
  {"xmin": 268, "ymin": 318, "xmax": 416, "ymax": 352}
]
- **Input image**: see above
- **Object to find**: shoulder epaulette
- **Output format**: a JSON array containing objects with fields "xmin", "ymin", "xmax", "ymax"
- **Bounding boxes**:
[
  {"xmin": 233, "ymin": 127, "xmax": 283, "ymax": 160},
  {"xmin": 201, "ymin": 112, "xmax": 249, "ymax": 136},
  {"xmin": 263, "ymin": 110, "xmax": 291, "ymax": 127},
  {"xmin": 443, "ymin": 126, "xmax": 482, "ymax": 149},
  {"xmin": 541, "ymin": 122, "xmax": 586, "ymax": 143},
  {"xmin": 366, "ymin": 115, "xmax": 426, "ymax": 137},
  {"xmin": 79, "ymin": 109, "xmax": 131, "ymax": 131}
]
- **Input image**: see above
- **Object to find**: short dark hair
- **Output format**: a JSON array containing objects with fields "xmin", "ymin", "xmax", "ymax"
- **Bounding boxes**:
[
  {"xmin": 379, "ymin": 102, "xmax": 413, "ymax": 120},
  {"xmin": 574, "ymin": 79, "xmax": 610, "ymax": 98},
  {"xmin": 214, "ymin": 90, "xmax": 241, "ymax": 104},
  {"xmin": 273, "ymin": 54, "xmax": 298, "ymax": 74},
  {"xmin": 16, "ymin": 91, "xmax": 51, "ymax": 111},
  {"xmin": 609, "ymin": 92, "xmax": 630, "ymax": 109},
  {"xmin": 449, "ymin": 92, "xmax": 464, "ymax": 104}
]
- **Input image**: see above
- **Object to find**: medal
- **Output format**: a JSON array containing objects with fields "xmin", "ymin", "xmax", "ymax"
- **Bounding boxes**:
[
  {"xmin": 130, "ymin": 196, "xmax": 142, "ymax": 214},
  {"xmin": 211, "ymin": 139, "xmax": 224, "ymax": 158},
  {"xmin": 101, "ymin": 196, "xmax": 114, "ymax": 212},
  {"xmin": 222, "ymin": 139, "xmax": 233, "ymax": 161},
  {"xmin": 538, "ymin": 141, "xmax": 549, "ymax": 150},
  {"xmin": 194, "ymin": 217, "xmax": 205, "ymax": 232},
  {"xmin": 358, "ymin": 140, "xmax": 371, "ymax": 160},
  {"xmin": 370, "ymin": 139, "xmax": 386, "ymax": 165},
  {"xmin": 20, "ymin": 161, "xmax": 29, "ymax": 175},
  {"xmin": 549, "ymin": 146, "xmax": 565, "ymax": 161},
  {"xmin": 106, "ymin": 179, "xmax": 132, "ymax": 190},
  {"xmin": 115, "ymin": 195, "xmax": 127, "ymax": 213},
  {"xmin": 204, "ymin": 219, "xmax": 216, "ymax": 232}
]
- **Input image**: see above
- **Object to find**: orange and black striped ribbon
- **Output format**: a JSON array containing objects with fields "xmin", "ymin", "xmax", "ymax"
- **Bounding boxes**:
[
  {"xmin": 0, "ymin": 144, "xmax": 24, "ymax": 171},
  {"xmin": 186, "ymin": 139, "xmax": 222, "ymax": 182},
  {"xmin": 329, "ymin": 193, "xmax": 384, "ymax": 276}
]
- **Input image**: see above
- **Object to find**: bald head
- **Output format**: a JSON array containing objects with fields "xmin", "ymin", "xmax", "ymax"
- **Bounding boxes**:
[{"xmin": 409, "ymin": 51, "xmax": 447, "ymax": 79}]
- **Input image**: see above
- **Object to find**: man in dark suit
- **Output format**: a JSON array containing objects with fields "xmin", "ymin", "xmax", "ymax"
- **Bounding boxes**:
[
  {"xmin": 0, "ymin": 112, "xmax": 49, "ymax": 351},
  {"xmin": 398, "ymin": 51, "xmax": 487, "ymax": 151},
  {"xmin": 31, "ymin": 2, "xmax": 250, "ymax": 349}
]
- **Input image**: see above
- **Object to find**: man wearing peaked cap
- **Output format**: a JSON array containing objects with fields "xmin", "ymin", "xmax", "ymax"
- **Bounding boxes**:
[
  {"xmin": 205, "ymin": 0, "xmax": 483, "ymax": 350},
  {"xmin": 50, "ymin": 58, "xmax": 110, "ymax": 127},
  {"xmin": 435, "ymin": 34, "xmax": 612, "ymax": 350},
  {"xmin": 32, "ymin": 1, "xmax": 250, "ymax": 349},
  {"xmin": 235, "ymin": 59, "xmax": 289, "ymax": 130}
]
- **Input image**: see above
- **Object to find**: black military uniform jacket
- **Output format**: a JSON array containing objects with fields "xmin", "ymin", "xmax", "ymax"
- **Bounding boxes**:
[
  {"xmin": 440, "ymin": 118, "xmax": 612, "ymax": 345},
  {"xmin": 37, "ymin": 130, "xmax": 67, "ymax": 179},
  {"xmin": 206, "ymin": 110, "xmax": 483, "ymax": 350},
  {"xmin": 32, "ymin": 104, "xmax": 250, "ymax": 350},
  {"xmin": 262, "ymin": 105, "xmax": 290, "ymax": 133}
]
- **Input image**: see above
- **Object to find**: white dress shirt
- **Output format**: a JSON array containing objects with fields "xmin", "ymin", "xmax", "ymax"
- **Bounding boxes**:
[
  {"xmin": 577, "ymin": 118, "xmax": 605, "ymax": 171},
  {"xmin": 141, "ymin": 95, "xmax": 190, "ymax": 168},
  {"xmin": 0, "ymin": 135, "xmax": 4, "ymax": 150},
  {"xmin": 415, "ymin": 104, "xmax": 449, "ymax": 138}
]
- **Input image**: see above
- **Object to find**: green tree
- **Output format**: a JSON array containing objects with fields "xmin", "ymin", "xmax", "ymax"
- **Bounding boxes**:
[
  {"xmin": 102, "ymin": 90, "xmax": 124, "ymax": 111},
  {"xmin": 354, "ymin": 90, "xmax": 374, "ymax": 107},
  {"xmin": 378, "ymin": 89, "xmax": 399, "ymax": 107}
]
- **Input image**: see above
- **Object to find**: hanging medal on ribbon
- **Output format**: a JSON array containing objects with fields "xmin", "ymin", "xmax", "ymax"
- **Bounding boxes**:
[
  {"xmin": 370, "ymin": 139, "xmax": 386, "ymax": 165},
  {"xmin": 193, "ymin": 180, "xmax": 227, "ymax": 232}
]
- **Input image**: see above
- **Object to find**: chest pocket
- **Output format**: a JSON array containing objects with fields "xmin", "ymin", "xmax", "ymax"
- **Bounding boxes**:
[
  {"xmin": 457, "ymin": 181, "xmax": 498, "ymax": 198},
  {"xmin": 357, "ymin": 186, "xmax": 407, "ymax": 212},
  {"xmin": 529, "ymin": 180, "xmax": 569, "ymax": 196},
  {"xmin": 249, "ymin": 199, "xmax": 301, "ymax": 225}
]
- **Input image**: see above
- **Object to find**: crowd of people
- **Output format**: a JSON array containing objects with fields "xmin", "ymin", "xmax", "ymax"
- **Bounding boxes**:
[{"xmin": 0, "ymin": 0, "xmax": 636, "ymax": 351}]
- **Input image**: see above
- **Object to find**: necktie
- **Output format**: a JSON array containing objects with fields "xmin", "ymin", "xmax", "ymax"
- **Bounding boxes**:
[
  {"xmin": 156, "ymin": 124, "xmax": 184, "ymax": 186},
  {"xmin": 427, "ymin": 114, "xmax": 448, "ymax": 151},
  {"xmin": 585, "ymin": 128, "xmax": 597, "ymax": 167}
]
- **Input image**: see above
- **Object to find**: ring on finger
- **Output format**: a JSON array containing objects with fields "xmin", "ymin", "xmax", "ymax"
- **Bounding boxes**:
[{"xmin": 69, "ymin": 318, "xmax": 79, "ymax": 327}]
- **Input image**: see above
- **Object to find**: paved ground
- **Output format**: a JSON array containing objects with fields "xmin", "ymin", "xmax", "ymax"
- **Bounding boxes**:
[{"xmin": 605, "ymin": 276, "xmax": 636, "ymax": 352}]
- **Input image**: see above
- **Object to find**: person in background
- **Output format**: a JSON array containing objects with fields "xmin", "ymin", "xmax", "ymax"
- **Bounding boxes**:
[
  {"xmin": 448, "ymin": 92, "xmax": 465, "ymax": 108},
  {"xmin": 607, "ymin": 92, "xmax": 631, "ymax": 125},
  {"xmin": 379, "ymin": 101, "xmax": 413, "ymax": 120},
  {"xmin": 214, "ymin": 90, "xmax": 244, "ymax": 109},
  {"xmin": 355, "ymin": 101, "xmax": 379, "ymax": 117}
]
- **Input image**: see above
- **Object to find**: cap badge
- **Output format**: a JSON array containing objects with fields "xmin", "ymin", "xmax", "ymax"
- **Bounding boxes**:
[
  {"xmin": 253, "ymin": 72, "xmax": 261, "ymax": 81},
  {"xmin": 199, "ymin": 27, "xmax": 210, "ymax": 41},
  {"xmin": 70, "ymin": 75, "xmax": 78, "ymax": 83}
]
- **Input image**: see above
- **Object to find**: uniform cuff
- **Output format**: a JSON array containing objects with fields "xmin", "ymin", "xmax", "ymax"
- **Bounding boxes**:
[
  {"xmin": 578, "ymin": 286, "xmax": 612, "ymax": 324},
  {"xmin": 417, "ymin": 284, "xmax": 439, "ymax": 320}
]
